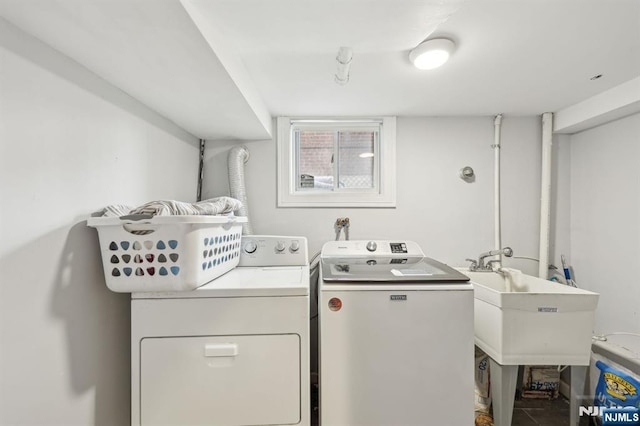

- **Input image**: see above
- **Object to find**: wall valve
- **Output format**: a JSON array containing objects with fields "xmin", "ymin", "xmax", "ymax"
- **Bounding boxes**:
[{"xmin": 335, "ymin": 217, "xmax": 351, "ymax": 241}]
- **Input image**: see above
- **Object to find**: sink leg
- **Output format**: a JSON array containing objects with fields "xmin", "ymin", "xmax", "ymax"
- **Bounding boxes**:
[
  {"xmin": 569, "ymin": 366, "xmax": 589, "ymax": 426},
  {"xmin": 489, "ymin": 359, "xmax": 518, "ymax": 426}
]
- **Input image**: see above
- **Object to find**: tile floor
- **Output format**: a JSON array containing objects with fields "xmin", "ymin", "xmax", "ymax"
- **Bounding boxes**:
[
  {"xmin": 513, "ymin": 396, "xmax": 572, "ymax": 426},
  {"xmin": 514, "ymin": 395, "xmax": 599, "ymax": 426}
]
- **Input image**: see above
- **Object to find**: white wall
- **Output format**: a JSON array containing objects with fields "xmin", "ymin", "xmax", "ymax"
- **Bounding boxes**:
[
  {"xmin": 203, "ymin": 116, "xmax": 543, "ymax": 273},
  {"xmin": 568, "ymin": 113, "xmax": 640, "ymax": 334},
  {"xmin": 0, "ymin": 21, "xmax": 198, "ymax": 425}
]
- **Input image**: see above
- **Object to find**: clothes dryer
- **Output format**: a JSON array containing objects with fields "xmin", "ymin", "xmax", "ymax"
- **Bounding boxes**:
[{"xmin": 131, "ymin": 235, "xmax": 310, "ymax": 426}]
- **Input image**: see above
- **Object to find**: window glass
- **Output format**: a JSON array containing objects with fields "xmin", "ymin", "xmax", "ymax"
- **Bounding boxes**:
[
  {"xmin": 296, "ymin": 130, "xmax": 334, "ymax": 191},
  {"xmin": 296, "ymin": 129, "xmax": 377, "ymax": 191},
  {"xmin": 337, "ymin": 131, "xmax": 375, "ymax": 189}
]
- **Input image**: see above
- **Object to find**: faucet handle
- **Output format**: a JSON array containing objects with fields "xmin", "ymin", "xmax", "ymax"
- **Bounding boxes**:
[
  {"xmin": 486, "ymin": 259, "xmax": 503, "ymax": 271},
  {"xmin": 465, "ymin": 258, "xmax": 478, "ymax": 271}
]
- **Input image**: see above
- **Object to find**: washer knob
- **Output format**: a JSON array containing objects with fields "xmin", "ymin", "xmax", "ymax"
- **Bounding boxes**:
[
  {"xmin": 290, "ymin": 240, "xmax": 300, "ymax": 252},
  {"xmin": 244, "ymin": 241, "xmax": 257, "ymax": 254},
  {"xmin": 366, "ymin": 241, "xmax": 377, "ymax": 252},
  {"xmin": 275, "ymin": 241, "xmax": 286, "ymax": 252}
]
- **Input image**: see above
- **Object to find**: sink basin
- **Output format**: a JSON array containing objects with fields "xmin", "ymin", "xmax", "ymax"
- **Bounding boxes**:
[{"xmin": 458, "ymin": 268, "xmax": 599, "ymax": 366}]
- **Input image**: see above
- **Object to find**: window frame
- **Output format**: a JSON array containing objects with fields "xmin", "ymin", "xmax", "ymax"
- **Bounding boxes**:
[{"xmin": 276, "ymin": 117, "xmax": 396, "ymax": 207}]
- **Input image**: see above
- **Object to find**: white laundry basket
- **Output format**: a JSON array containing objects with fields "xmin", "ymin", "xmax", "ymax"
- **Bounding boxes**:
[{"xmin": 87, "ymin": 215, "xmax": 247, "ymax": 292}]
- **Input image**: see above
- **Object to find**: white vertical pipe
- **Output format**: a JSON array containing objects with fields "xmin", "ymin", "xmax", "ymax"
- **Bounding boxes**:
[
  {"xmin": 493, "ymin": 114, "xmax": 503, "ymax": 260},
  {"xmin": 538, "ymin": 112, "xmax": 554, "ymax": 278}
]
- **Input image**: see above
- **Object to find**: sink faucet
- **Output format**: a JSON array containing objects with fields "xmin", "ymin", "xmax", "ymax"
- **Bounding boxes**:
[{"xmin": 466, "ymin": 247, "xmax": 513, "ymax": 271}]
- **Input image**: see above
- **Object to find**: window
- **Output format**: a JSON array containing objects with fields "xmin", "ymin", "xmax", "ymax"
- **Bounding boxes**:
[{"xmin": 277, "ymin": 117, "xmax": 396, "ymax": 207}]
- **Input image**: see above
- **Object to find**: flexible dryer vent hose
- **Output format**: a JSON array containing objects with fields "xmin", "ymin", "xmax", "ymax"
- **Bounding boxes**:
[{"xmin": 228, "ymin": 146, "xmax": 253, "ymax": 235}]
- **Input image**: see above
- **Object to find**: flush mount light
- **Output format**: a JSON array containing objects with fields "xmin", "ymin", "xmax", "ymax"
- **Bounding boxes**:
[{"xmin": 409, "ymin": 38, "xmax": 455, "ymax": 70}]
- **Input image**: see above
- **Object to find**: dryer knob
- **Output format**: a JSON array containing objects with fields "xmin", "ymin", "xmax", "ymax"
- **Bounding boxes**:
[
  {"xmin": 275, "ymin": 241, "xmax": 286, "ymax": 252},
  {"xmin": 244, "ymin": 241, "xmax": 257, "ymax": 254},
  {"xmin": 290, "ymin": 240, "xmax": 300, "ymax": 252},
  {"xmin": 366, "ymin": 241, "xmax": 377, "ymax": 252}
]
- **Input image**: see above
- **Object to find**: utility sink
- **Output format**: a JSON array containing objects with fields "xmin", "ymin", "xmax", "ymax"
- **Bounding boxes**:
[
  {"xmin": 458, "ymin": 268, "xmax": 599, "ymax": 366},
  {"xmin": 456, "ymin": 267, "xmax": 599, "ymax": 426}
]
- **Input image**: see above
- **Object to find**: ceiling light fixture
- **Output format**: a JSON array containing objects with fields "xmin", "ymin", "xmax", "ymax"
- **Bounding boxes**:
[{"xmin": 409, "ymin": 38, "xmax": 455, "ymax": 70}]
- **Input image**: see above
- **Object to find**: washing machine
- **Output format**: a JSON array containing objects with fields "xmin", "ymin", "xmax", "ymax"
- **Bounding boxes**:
[
  {"xmin": 319, "ymin": 240, "xmax": 474, "ymax": 426},
  {"xmin": 131, "ymin": 235, "xmax": 310, "ymax": 426}
]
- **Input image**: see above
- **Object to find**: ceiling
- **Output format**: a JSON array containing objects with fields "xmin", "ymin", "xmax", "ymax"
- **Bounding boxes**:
[
  {"xmin": 197, "ymin": 0, "xmax": 640, "ymax": 116},
  {"xmin": 1, "ymin": 0, "xmax": 639, "ymax": 140}
]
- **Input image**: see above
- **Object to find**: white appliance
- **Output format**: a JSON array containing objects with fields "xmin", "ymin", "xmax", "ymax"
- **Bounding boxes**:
[
  {"xmin": 319, "ymin": 240, "xmax": 474, "ymax": 426},
  {"xmin": 131, "ymin": 235, "xmax": 310, "ymax": 426}
]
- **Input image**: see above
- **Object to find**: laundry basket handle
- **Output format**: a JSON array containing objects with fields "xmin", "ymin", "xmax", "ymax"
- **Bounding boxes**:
[
  {"xmin": 119, "ymin": 214, "xmax": 154, "ymax": 221},
  {"xmin": 119, "ymin": 214, "xmax": 157, "ymax": 235}
]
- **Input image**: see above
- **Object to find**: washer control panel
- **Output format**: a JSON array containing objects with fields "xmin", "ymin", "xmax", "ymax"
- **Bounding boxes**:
[
  {"xmin": 239, "ymin": 235, "xmax": 308, "ymax": 267},
  {"xmin": 390, "ymin": 242, "xmax": 408, "ymax": 253},
  {"xmin": 321, "ymin": 240, "xmax": 423, "ymax": 258}
]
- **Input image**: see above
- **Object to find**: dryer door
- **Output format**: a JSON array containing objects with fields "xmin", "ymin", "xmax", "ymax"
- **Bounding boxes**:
[{"xmin": 140, "ymin": 334, "xmax": 301, "ymax": 425}]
